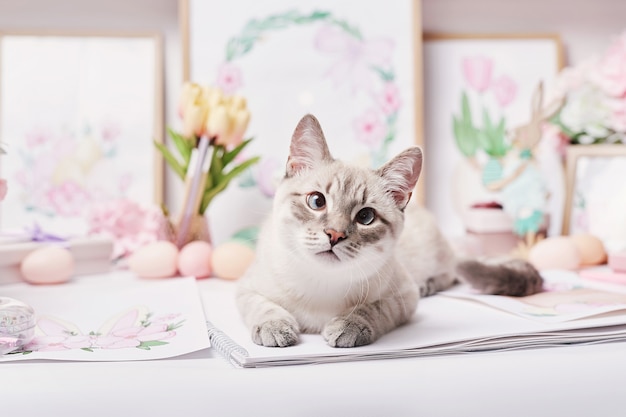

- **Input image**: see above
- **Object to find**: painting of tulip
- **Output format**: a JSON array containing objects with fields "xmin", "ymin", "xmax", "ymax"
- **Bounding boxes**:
[
  {"xmin": 184, "ymin": 0, "xmax": 418, "ymax": 244},
  {"xmin": 423, "ymin": 34, "xmax": 564, "ymax": 245},
  {"xmin": 0, "ymin": 34, "xmax": 161, "ymax": 237}
]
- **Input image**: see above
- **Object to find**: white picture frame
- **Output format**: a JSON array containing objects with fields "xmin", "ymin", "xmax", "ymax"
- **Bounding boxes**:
[
  {"xmin": 181, "ymin": 0, "xmax": 422, "ymax": 244},
  {"xmin": 422, "ymin": 33, "xmax": 564, "ymax": 239},
  {"xmin": 0, "ymin": 32, "xmax": 164, "ymax": 236}
]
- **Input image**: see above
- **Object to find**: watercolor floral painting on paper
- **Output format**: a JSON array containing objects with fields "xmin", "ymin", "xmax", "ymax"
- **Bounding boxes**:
[
  {"xmin": 423, "ymin": 37, "xmax": 563, "ymax": 241},
  {"xmin": 187, "ymin": 0, "xmax": 416, "ymax": 244},
  {"xmin": 11, "ymin": 307, "xmax": 184, "ymax": 355},
  {"xmin": 0, "ymin": 274, "xmax": 211, "ymax": 362},
  {"xmin": 0, "ymin": 35, "xmax": 159, "ymax": 236}
]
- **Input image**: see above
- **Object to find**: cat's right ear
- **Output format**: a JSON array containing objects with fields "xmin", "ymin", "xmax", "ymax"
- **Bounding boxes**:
[{"xmin": 286, "ymin": 114, "xmax": 333, "ymax": 177}]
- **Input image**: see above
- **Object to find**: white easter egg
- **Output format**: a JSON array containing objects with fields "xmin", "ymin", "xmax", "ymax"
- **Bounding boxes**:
[
  {"xmin": 128, "ymin": 240, "xmax": 178, "ymax": 279},
  {"xmin": 21, "ymin": 246, "xmax": 74, "ymax": 285}
]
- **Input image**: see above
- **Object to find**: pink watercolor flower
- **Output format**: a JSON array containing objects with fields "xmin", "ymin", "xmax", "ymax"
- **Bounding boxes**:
[
  {"xmin": 98, "ymin": 324, "xmax": 175, "ymax": 349},
  {"xmin": 0, "ymin": 179, "xmax": 7, "ymax": 202},
  {"xmin": 462, "ymin": 56, "xmax": 494, "ymax": 93},
  {"xmin": 491, "ymin": 75, "xmax": 518, "ymax": 107},
  {"xmin": 591, "ymin": 31, "xmax": 626, "ymax": 98},
  {"xmin": 378, "ymin": 82, "xmax": 402, "ymax": 115},
  {"xmin": 216, "ymin": 62, "xmax": 243, "ymax": 94},
  {"xmin": 353, "ymin": 110, "xmax": 387, "ymax": 148},
  {"xmin": 87, "ymin": 199, "xmax": 170, "ymax": 259},
  {"xmin": 24, "ymin": 130, "xmax": 51, "ymax": 148},
  {"xmin": 315, "ymin": 24, "xmax": 394, "ymax": 94},
  {"xmin": 46, "ymin": 181, "xmax": 92, "ymax": 217}
]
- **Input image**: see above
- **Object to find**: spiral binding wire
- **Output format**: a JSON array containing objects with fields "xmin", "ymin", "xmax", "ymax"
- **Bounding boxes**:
[{"xmin": 206, "ymin": 320, "xmax": 249, "ymax": 367}]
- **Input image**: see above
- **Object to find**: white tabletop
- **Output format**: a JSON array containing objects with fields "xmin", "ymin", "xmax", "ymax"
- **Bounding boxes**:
[{"xmin": 3, "ymin": 341, "xmax": 626, "ymax": 417}]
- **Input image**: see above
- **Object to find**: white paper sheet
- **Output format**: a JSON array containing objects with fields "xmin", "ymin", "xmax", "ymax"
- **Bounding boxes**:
[{"xmin": 0, "ymin": 272, "xmax": 210, "ymax": 361}]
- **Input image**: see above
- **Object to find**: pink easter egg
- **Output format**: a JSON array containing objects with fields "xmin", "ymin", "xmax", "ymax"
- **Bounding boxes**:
[
  {"xmin": 128, "ymin": 240, "xmax": 178, "ymax": 279},
  {"xmin": 528, "ymin": 237, "xmax": 581, "ymax": 271},
  {"xmin": 570, "ymin": 234, "xmax": 607, "ymax": 266},
  {"xmin": 178, "ymin": 241, "xmax": 213, "ymax": 278},
  {"xmin": 21, "ymin": 246, "xmax": 74, "ymax": 284}
]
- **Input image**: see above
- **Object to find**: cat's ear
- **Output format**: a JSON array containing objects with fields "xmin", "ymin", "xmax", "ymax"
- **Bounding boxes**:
[
  {"xmin": 377, "ymin": 147, "xmax": 423, "ymax": 208},
  {"xmin": 286, "ymin": 114, "xmax": 333, "ymax": 177}
]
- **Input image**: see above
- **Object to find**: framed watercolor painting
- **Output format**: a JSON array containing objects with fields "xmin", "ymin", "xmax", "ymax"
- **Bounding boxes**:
[
  {"xmin": 181, "ymin": 0, "xmax": 422, "ymax": 244},
  {"xmin": 422, "ymin": 33, "xmax": 565, "ymax": 242},
  {"xmin": 0, "ymin": 33, "xmax": 163, "ymax": 237},
  {"xmin": 563, "ymin": 144, "xmax": 626, "ymax": 253}
]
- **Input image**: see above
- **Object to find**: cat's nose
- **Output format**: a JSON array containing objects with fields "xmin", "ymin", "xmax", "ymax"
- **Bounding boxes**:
[{"xmin": 324, "ymin": 228, "xmax": 346, "ymax": 247}]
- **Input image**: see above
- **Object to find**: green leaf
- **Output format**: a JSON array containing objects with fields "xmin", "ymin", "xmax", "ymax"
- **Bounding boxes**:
[
  {"xmin": 167, "ymin": 127, "xmax": 193, "ymax": 165},
  {"xmin": 81, "ymin": 347, "xmax": 94, "ymax": 352},
  {"xmin": 200, "ymin": 156, "xmax": 260, "ymax": 213},
  {"xmin": 461, "ymin": 91, "xmax": 472, "ymax": 125},
  {"xmin": 154, "ymin": 141, "xmax": 185, "ymax": 180},
  {"xmin": 452, "ymin": 114, "xmax": 478, "ymax": 157},
  {"xmin": 137, "ymin": 340, "xmax": 169, "ymax": 351},
  {"xmin": 222, "ymin": 138, "xmax": 254, "ymax": 167}
]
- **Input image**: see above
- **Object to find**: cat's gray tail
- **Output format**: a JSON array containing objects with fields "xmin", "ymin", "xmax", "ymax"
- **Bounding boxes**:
[{"xmin": 455, "ymin": 258, "xmax": 544, "ymax": 297}]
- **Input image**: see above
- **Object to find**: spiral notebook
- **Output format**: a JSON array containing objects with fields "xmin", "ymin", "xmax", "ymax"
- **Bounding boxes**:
[{"xmin": 197, "ymin": 270, "xmax": 626, "ymax": 368}]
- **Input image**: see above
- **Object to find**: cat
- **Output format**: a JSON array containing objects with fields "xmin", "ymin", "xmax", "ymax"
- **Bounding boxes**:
[{"xmin": 236, "ymin": 114, "xmax": 544, "ymax": 348}]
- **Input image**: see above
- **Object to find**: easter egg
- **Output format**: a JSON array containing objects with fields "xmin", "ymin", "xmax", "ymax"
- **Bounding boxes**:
[
  {"xmin": 128, "ymin": 240, "xmax": 178, "ymax": 279},
  {"xmin": 21, "ymin": 246, "xmax": 74, "ymax": 284},
  {"xmin": 178, "ymin": 241, "xmax": 212, "ymax": 278},
  {"xmin": 528, "ymin": 237, "xmax": 581, "ymax": 271},
  {"xmin": 211, "ymin": 240, "xmax": 255, "ymax": 280},
  {"xmin": 570, "ymin": 234, "xmax": 607, "ymax": 266}
]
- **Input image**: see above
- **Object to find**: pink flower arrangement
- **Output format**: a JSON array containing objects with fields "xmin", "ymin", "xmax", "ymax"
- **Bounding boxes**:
[
  {"xmin": 87, "ymin": 199, "xmax": 171, "ymax": 260},
  {"xmin": 551, "ymin": 30, "xmax": 626, "ymax": 144}
]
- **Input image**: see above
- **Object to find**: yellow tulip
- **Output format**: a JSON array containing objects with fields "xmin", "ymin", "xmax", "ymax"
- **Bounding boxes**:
[
  {"xmin": 206, "ymin": 105, "xmax": 231, "ymax": 144},
  {"xmin": 229, "ymin": 108, "xmax": 251, "ymax": 147}
]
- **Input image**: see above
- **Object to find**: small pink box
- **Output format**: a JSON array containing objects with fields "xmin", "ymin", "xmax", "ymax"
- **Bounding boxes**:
[{"xmin": 609, "ymin": 251, "xmax": 626, "ymax": 273}]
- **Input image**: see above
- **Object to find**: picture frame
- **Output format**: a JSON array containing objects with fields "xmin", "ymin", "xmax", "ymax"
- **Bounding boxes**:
[
  {"xmin": 0, "ymin": 32, "xmax": 164, "ymax": 236},
  {"xmin": 180, "ymin": 0, "xmax": 423, "ymax": 244},
  {"xmin": 422, "ymin": 33, "xmax": 565, "ymax": 240},
  {"xmin": 563, "ymin": 144, "xmax": 626, "ymax": 253}
]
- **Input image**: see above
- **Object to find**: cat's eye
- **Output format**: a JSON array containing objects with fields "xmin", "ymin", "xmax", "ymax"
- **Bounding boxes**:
[
  {"xmin": 306, "ymin": 192, "xmax": 326, "ymax": 210},
  {"xmin": 355, "ymin": 207, "xmax": 376, "ymax": 225}
]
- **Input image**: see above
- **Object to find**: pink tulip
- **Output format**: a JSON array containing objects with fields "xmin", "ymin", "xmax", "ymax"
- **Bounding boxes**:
[
  {"xmin": 492, "ymin": 75, "xmax": 518, "ymax": 107},
  {"xmin": 462, "ymin": 56, "xmax": 494, "ymax": 93}
]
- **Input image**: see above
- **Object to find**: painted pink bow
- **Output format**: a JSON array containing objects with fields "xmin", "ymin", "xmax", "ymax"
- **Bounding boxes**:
[{"xmin": 314, "ymin": 24, "xmax": 394, "ymax": 94}]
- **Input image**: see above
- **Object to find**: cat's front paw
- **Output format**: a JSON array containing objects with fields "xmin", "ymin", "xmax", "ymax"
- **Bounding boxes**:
[
  {"xmin": 322, "ymin": 317, "xmax": 374, "ymax": 348},
  {"xmin": 252, "ymin": 319, "xmax": 299, "ymax": 347}
]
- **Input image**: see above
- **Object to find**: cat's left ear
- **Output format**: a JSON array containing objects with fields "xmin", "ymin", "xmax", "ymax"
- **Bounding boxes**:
[
  {"xmin": 377, "ymin": 147, "xmax": 423, "ymax": 209},
  {"xmin": 286, "ymin": 114, "xmax": 333, "ymax": 177}
]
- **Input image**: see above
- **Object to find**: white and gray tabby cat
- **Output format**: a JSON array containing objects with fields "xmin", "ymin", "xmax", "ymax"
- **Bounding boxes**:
[{"xmin": 236, "ymin": 114, "xmax": 543, "ymax": 348}]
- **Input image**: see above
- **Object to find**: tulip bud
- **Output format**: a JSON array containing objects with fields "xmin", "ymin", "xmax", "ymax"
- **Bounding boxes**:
[
  {"xmin": 230, "ymin": 109, "xmax": 251, "ymax": 147},
  {"xmin": 204, "ymin": 86, "xmax": 223, "ymax": 109},
  {"xmin": 179, "ymin": 83, "xmax": 209, "ymax": 138},
  {"xmin": 230, "ymin": 95, "xmax": 247, "ymax": 110},
  {"xmin": 206, "ymin": 105, "xmax": 231, "ymax": 144},
  {"xmin": 182, "ymin": 102, "xmax": 209, "ymax": 138}
]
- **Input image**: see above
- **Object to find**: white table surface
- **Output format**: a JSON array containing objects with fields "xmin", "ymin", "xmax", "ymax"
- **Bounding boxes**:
[{"xmin": 3, "ymin": 341, "xmax": 626, "ymax": 417}]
